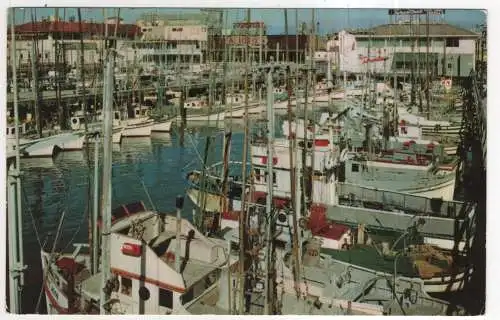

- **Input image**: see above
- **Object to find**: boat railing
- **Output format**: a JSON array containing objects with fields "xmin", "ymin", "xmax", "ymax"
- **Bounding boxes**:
[{"xmin": 337, "ymin": 182, "xmax": 468, "ymax": 219}]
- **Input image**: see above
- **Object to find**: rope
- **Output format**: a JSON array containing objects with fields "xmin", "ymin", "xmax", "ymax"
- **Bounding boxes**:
[
  {"xmin": 35, "ymin": 210, "xmax": 67, "ymax": 313},
  {"xmin": 140, "ymin": 179, "xmax": 157, "ymax": 212},
  {"xmin": 60, "ymin": 202, "xmax": 90, "ymax": 253},
  {"xmin": 21, "ymin": 185, "xmax": 43, "ymax": 248}
]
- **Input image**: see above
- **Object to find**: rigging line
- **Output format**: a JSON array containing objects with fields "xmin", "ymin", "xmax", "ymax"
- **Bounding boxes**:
[
  {"xmin": 60, "ymin": 202, "xmax": 90, "ymax": 253},
  {"xmin": 186, "ymin": 132, "xmax": 207, "ymax": 167},
  {"xmin": 21, "ymin": 185, "xmax": 43, "ymax": 248},
  {"xmin": 139, "ymin": 178, "xmax": 157, "ymax": 212},
  {"xmin": 35, "ymin": 209, "xmax": 67, "ymax": 314}
]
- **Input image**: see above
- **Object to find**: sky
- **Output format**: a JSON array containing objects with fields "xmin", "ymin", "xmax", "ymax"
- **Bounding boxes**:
[{"xmin": 11, "ymin": 8, "xmax": 486, "ymax": 35}]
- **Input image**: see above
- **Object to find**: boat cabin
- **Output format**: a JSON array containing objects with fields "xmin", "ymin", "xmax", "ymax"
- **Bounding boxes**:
[
  {"xmin": 101, "ymin": 205, "xmax": 230, "ymax": 314},
  {"xmin": 6, "ymin": 123, "xmax": 26, "ymax": 140},
  {"xmin": 184, "ymin": 98, "xmax": 207, "ymax": 110},
  {"xmin": 132, "ymin": 105, "xmax": 151, "ymax": 119},
  {"xmin": 226, "ymin": 93, "xmax": 246, "ymax": 106}
]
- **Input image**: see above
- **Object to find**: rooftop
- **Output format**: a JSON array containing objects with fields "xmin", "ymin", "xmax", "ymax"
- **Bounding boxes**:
[
  {"xmin": 352, "ymin": 23, "xmax": 480, "ymax": 38},
  {"xmin": 9, "ymin": 20, "xmax": 141, "ymax": 38}
]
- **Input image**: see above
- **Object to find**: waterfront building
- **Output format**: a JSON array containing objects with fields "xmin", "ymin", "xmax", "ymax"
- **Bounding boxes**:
[{"xmin": 327, "ymin": 22, "xmax": 480, "ymax": 77}]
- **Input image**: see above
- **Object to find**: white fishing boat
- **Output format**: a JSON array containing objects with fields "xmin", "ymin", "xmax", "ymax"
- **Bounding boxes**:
[
  {"xmin": 6, "ymin": 122, "xmax": 32, "ymax": 153},
  {"xmin": 70, "ymin": 111, "xmax": 124, "ymax": 144},
  {"xmin": 40, "ymin": 202, "xmax": 235, "ymax": 315},
  {"xmin": 22, "ymin": 132, "xmax": 86, "ymax": 158}
]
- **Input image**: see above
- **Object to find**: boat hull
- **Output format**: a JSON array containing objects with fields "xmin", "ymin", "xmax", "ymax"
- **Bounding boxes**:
[
  {"xmin": 151, "ymin": 120, "xmax": 173, "ymax": 132},
  {"xmin": 122, "ymin": 122, "xmax": 153, "ymax": 137},
  {"xmin": 40, "ymin": 251, "xmax": 73, "ymax": 315},
  {"xmin": 23, "ymin": 133, "xmax": 85, "ymax": 158},
  {"xmin": 400, "ymin": 175, "xmax": 456, "ymax": 200}
]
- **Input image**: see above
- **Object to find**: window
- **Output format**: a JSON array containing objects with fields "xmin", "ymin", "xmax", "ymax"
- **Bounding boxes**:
[
  {"xmin": 351, "ymin": 163, "xmax": 359, "ymax": 173},
  {"xmin": 254, "ymin": 168, "xmax": 261, "ymax": 179},
  {"xmin": 448, "ymin": 63, "xmax": 452, "ymax": 69},
  {"xmin": 181, "ymin": 288, "xmax": 194, "ymax": 304},
  {"xmin": 159, "ymin": 288, "xmax": 173, "ymax": 309},
  {"xmin": 121, "ymin": 276, "xmax": 132, "ymax": 296},
  {"xmin": 445, "ymin": 38, "xmax": 459, "ymax": 47},
  {"xmin": 272, "ymin": 172, "xmax": 277, "ymax": 184},
  {"xmin": 11, "ymin": 127, "xmax": 15, "ymax": 135}
]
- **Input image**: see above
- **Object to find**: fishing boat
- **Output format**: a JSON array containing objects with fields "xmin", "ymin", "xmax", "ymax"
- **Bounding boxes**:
[
  {"xmin": 282, "ymin": 238, "xmax": 467, "ymax": 315},
  {"xmin": 70, "ymin": 111, "xmax": 124, "ymax": 144},
  {"xmin": 115, "ymin": 105, "xmax": 174, "ymax": 137},
  {"xmin": 21, "ymin": 132, "xmax": 87, "ymax": 158},
  {"xmin": 40, "ymin": 202, "xmax": 235, "ymax": 315},
  {"xmin": 302, "ymin": 205, "xmax": 473, "ymax": 293},
  {"xmin": 6, "ymin": 122, "xmax": 32, "ymax": 153}
]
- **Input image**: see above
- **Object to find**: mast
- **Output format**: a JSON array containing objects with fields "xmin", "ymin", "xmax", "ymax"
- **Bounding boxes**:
[
  {"xmin": 310, "ymin": 9, "xmax": 316, "ymax": 203},
  {"xmin": 77, "ymin": 7, "xmax": 95, "ymax": 275},
  {"xmin": 264, "ymin": 69, "xmax": 275, "ymax": 314},
  {"xmin": 30, "ymin": 9, "xmax": 42, "ymax": 138},
  {"xmin": 99, "ymin": 24, "xmax": 116, "ymax": 315},
  {"xmin": 220, "ymin": 11, "xmax": 232, "ymax": 225},
  {"xmin": 8, "ymin": 8, "xmax": 26, "ymax": 313},
  {"xmin": 425, "ymin": 12, "xmax": 431, "ymax": 119},
  {"xmin": 54, "ymin": 8, "xmax": 65, "ymax": 130},
  {"xmin": 238, "ymin": 8, "xmax": 251, "ymax": 315},
  {"xmin": 284, "ymin": 8, "xmax": 301, "ymax": 299},
  {"xmin": 417, "ymin": 16, "xmax": 423, "ymax": 113}
]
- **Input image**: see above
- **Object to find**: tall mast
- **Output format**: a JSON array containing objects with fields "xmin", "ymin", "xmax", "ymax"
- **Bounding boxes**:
[
  {"xmin": 238, "ymin": 8, "xmax": 251, "ymax": 314},
  {"xmin": 30, "ymin": 9, "xmax": 42, "ymax": 138},
  {"xmin": 284, "ymin": 8, "xmax": 301, "ymax": 299},
  {"xmin": 425, "ymin": 12, "xmax": 431, "ymax": 119},
  {"xmin": 8, "ymin": 8, "xmax": 26, "ymax": 313},
  {"xmin": 221, "ymin": 9, "xmax": 232, "ymax": 223},
  {"xmin": 54, "ymin": 8, "xmax": 65, "ymax": 130},
  {"xmin": 99, "ymin": 10, "xmax": 118, "ymax": 313},
  {"xmin": 264, "ymin": 70, "xmax": 275, "ymax": 314},
  {"xmin": 309, "ymin": 9, "xmax": 316, "ymax": 203}
]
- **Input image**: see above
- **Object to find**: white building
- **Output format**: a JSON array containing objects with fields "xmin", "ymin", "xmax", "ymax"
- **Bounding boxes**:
[
  {"xmin": 135, "ymin": 19, "xmax": 208, "ymax": 65},
  {"xmin": 326, "ymin": 22, "xmax": 480, "ymax": 77}
]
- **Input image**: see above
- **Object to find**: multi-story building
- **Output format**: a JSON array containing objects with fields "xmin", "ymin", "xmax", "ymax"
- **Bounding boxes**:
[
  {"xmin": 224, "ymin": 21, "xmax": 267, "ymax": 63},
  {"xmin": 328, "ymin": 22, "xmax": 480, "ymax": 77},
  {"xmin": 135, "ymin": 18, "xmax": 207, "ymax": 66},
  {"xmin": 132, "ymin": 11, "xmax": 223, "ymax": 67},
  {"xmin": 7, "ymin": 16, "xmax": 140, "ymax": 77}
]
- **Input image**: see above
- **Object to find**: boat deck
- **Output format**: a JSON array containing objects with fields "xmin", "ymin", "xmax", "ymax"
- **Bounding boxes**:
[
  {"xmin": 185, "ymin": 284, "xmax": 373, "ymax": 315},
  {"xmin": 151, "ymin": 230, "xmax": 224, "ymax": 288},
  {"xmin": 81, "ymin": 272, "xmax": 103, "ymax": 301}
]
